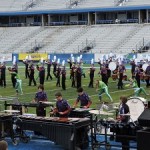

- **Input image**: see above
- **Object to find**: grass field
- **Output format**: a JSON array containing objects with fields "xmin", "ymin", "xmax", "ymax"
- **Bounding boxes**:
[{"xmin": 0, "ymin": 64, "xmax": 150, "ymax": 116}]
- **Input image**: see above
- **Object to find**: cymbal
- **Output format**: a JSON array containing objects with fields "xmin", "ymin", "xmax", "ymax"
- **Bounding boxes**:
[
  {"xmin": 89, "ymin": 110, "xmax": 113, "ymax": 115},
  {"xmin": 120, "ymin": 113, "xmax": 130, "ymax": 116},
  {"xmin": 4, "ymin": 110, "xmax": 20, "ymax": 113}
]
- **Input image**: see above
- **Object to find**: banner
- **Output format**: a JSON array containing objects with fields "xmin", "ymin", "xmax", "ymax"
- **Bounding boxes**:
[{"xmin": 19, "ymin": 53, "xmax": 48, "ymax": 61}]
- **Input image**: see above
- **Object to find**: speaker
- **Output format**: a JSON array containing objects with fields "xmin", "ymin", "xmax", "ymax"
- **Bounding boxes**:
[
  {"xmin": 138, "ymin": 109, "xmax": 150, "ymax": 127},
  {"xmin": 137, "ymin": 129, "xmax": 150, "ymax": 150}
]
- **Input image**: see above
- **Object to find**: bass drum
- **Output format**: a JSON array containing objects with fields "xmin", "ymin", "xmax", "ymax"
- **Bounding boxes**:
[{"xmin": 127, "ymin": 97, "xmax": 146, "ymax": 122}]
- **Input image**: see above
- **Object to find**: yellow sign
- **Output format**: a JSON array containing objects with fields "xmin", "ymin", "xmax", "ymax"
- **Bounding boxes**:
[{"xmin": 19, "ymin": 53, "xmax": 48, "ymax": 61}]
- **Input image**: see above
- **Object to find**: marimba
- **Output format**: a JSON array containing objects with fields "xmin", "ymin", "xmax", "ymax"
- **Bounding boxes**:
[
  {"xmin": 16, "ymin": 115, "xmax": 90, "ymax": 150},
  {"xmin": 5, "ymin": 101, "xmax": 55, "ymax": 115}
]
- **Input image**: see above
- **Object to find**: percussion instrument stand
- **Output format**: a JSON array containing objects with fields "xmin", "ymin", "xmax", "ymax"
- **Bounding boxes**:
[{"xmin": 92, "ymin": 111, "xmax": 111, "ymax": 150}]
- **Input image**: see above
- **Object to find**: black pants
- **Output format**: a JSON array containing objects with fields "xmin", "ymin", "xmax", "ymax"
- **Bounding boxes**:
[
  {"xmin": 29, "ymin": 75, "xmax": 36, "ymax": 86},
  {"xmin": 62, "ymin": 77, "xmax": 66, "ymax": 90},
  {"xmin": 46, "ymin": 72, "xmax": 52, "ymax": 80}
]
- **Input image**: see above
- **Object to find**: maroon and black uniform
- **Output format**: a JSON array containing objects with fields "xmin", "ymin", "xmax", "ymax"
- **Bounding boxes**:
[
  {"xmin": 61, "ymin": 67, "xmax": 66, "ymax": 90},
  {"xmin": 88, "ymin": 66, "xmax": 95, "ymax": 88}
]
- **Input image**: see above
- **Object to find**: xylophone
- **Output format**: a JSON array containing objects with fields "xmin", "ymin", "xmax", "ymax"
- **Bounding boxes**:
[
  {"xmin": 5, "ymin": 101, "xmax": 55, "ymax": 115},
  {"xmin": 16, "ymin": 115, "xmax": 90, "ymax": 150}
]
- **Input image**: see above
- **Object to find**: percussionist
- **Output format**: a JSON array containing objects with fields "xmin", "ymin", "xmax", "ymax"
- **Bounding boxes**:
[
  {"xmin": 73, "ymin": 87, "xmax": 92, "ymax": 108},
  {"xmin": 52, "ymin": 92, "xmax": 71, "ymax": 118},
  {"xmin": 117, "ymin": 96, "xmax": 130, "ymax": 150},
  {"xmin": 117, "ymin": 96, "xmax": 130, "ymax": 123},
  {"xmin": 32, "ymin": 84, "xmax": 48, "ymax": 116}
]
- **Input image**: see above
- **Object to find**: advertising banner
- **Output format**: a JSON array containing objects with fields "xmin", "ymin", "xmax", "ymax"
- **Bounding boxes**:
[{"xmin": 19, "ymin": 53, "xmax": 48, "ymax": 61}]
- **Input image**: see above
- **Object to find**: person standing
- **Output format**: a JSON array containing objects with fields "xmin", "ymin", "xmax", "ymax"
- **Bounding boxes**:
[
  {"xmin": 88, "ymin": 64, "xmax": 95, "ymax": 88},
  {"xmin": 56, "ymin": 65, "xmax": 61, "ymax": 87},
  {"xmin": 117, "ymin": 96, "xmax": 130, "ymax": 123},
  {"xmin": 32, "ymin": 84, "xmax": 48, "ymax": 116},
  {"xmin": 73, "ymin": 87, "xmax": 92, "ymax": 108},
  {"xmin": 8, "ymin": 66, "xmax": 17, "ymax": 88},
  {"xmin": 37, "ymin": 63, "xmax": 45, "ymax": 85},
  {"xmin": 134, "ymin": 66, "xmax": 141, "ymax": 88},
  {"xmin": 52, "ymin": 92, "xmax": 71, "ymax": 118},
  {"xmin": 23, "ymin": 59, "xmax": 29, "ymax": 79},
  {"xmin": 117, "ymin": 65, "xmax": 124, "ymax": 90},
  {"xmin": 71, "ymin": 64, "xmax": 76, "ymax": 88},
  {"xmin": 52, "ymin": 61, "xmax": 57, "ymax": 78},
  {"xmin": 45, "ymin": 59, "xmax": 52, "ymax": 80},
  {"xmin": 100, "ymin": 65, "xmax": 108, "ymax": 85},
  {"xmin": 0, "ymin": 62, "xmax": 6, "ymax": 88},
  {"xmin": 145, "ymin": 63, "xmax": 150, "ymax": 88},
  {"xmin": 117, "ymin": 96, "xmax": 130, "ymax": 150},
  {"xmin": 130, "ymin": 60, "xmax": 136, "ymax": 78},
  {"xmin": 76, "ymin": 64, "xmax": 82, "ymax": 89},
  {"xmin": 61, "ymin": 66, "xmax": 66, "ymax": 90},
  {"xmin": 28, "ymin": 63, "xmax": 36, "ymax": 86}
]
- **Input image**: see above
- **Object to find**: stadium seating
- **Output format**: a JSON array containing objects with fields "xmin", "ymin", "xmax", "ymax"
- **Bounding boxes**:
[
  {"xmin": 0, "ymin": 0, "xmax": 150, "ymax": 12},
  {"xmin": 125, "ymin": 0, "xmax": 150, "ymax": 6},
  {"xmin": 0, "ymin": 24, "xmax": 150, "ymax": 54}
]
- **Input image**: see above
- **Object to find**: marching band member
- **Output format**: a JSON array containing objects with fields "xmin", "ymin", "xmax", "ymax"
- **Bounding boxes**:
[
  {"xmin": 36, "ymin": 59, "xmax": 45, "ymax": 85},
  {"xmin": 67, "ymin": 54, "xmax": 73, "ymax": 69},
  {"xmin": 52, "ymin": 92, "xmax": 71, "ymax": 118},
  {"xmin": 56, "ymin": 60, "xmax": 61, "ymax": 87},
  {"xmin": 134, "ymin": 66, "xmax": 141, "ymax": 88},
  {"xmin": 28, "ymin": 62, "xmax": 36, "ymax": 86},
  {"xmin": 8, "ymin": 69, "xmax": 23, "ymax": 95},
  {"xmin": 73, "ymin": 87, "xmax": 92, "ymax": 108},
  {"xmin": 130, "ymin": 60, "xmax": 136, "ymax": 78},
  {"xmin": 117, "ymin": 65, "xmax": 124, "ymax": 90},
  {"xmin": 88, "ymin": 59, "xmax": 95, "ymax": 88},
  {"xmin": 0, "ymin": 62, "xmax": 6, "ymax": 88},
  {"xmin": 128, "ymin": 77, "xmax": 149, "ymax": 97},
  {"xmin": 52, "ymin": 56, "xmax": 57, "ymax": 78},
  {"xmin": 61, "ymin": 61, "xmax": 66, "ymax": 90},
  {"xmin": 100, "ymin": 65, "xmax": 108, "ymax": 85},
  {"xmin": 95, "ymin": 80, "xmax": 113, "ymax": 102},
  {"xmin": 76, "ymin": 63, "xmax": 82, "ymax": 89},
  {"xmin": 105, "ymin": 60, "xmax": 111, "ymax": 80},
  {"xmin": 15, "ymin": 74, "xmax": 23, "ymax": 95},
  {"xmin": 145, "ymin": 62, "xmax": 150, "ymax": 88},
  {"xmin": 98, "ymin": 58, "xmax": 102, "ymax": 70},
  {"xmin": 32, "ymin": 84, "xmax": 48, "ymax": 116},
  {"xmin": 112, "ymin": 61, "xmax": 119, "ymax": 80},
  {"xmin": 45, "ymin": 59, "xmax": 53, "ymax": 81},
  {"xmin": 70, "ymin": 63, "xmax": 76, "ymax": 88},
  {"xmin": 8, "ymin": 63, "xmax": 17, "ymax": 88},
  {"xmin": 0, "ymin": 63, "xmax": 1, "ymax": 86},
  {"xmin": 22, "ymin": 58, "xmax": 29, "ymax": 79}
]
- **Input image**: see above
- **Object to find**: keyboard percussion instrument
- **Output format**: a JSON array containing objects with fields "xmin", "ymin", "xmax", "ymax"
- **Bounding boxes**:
[{"xmin": 16, "ymin": 115, "xmax": 90, "ymax": 150}]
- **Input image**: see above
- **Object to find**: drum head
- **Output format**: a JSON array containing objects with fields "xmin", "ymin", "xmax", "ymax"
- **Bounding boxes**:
[
  {"xmin": 109, "ymin": 62, "xmax": 116, "ymax": 71},
  {"xmin": 142, "ymin": 63, "xmax": 148, "ymax": 71},
  {"xmin": 127, "ymin": 97, "xmax": 145, "ymax": 122}
]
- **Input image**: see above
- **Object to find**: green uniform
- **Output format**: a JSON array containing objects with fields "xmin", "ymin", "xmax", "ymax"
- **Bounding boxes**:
[
  {"xmin": 98, "ymin": 81, "xmax": 113, "ymax": 102},
  {"xmin": 11, "ymin": 72, "xmax": 23, "ymax": 95},
  {"xmin": 132, "ymin": 80, "xmax": 147, "ymax": 96}
]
